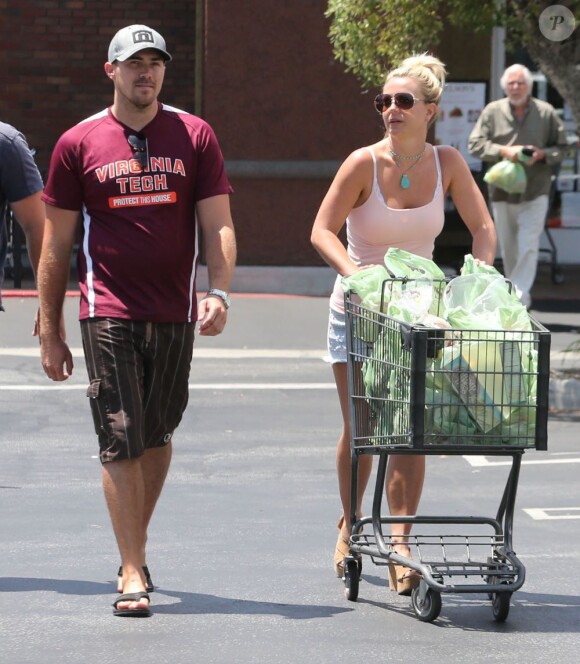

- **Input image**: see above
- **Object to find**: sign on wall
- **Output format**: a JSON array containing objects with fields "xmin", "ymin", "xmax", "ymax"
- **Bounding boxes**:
[{"xmin": 435, "ymin": 82, "xmax": 487, "ymax": 172}]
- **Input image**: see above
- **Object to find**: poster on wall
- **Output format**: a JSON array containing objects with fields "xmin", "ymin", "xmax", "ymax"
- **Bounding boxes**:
[{"xmin": 435, "ymin": 82, "xmax": 487, "ymax": 171}]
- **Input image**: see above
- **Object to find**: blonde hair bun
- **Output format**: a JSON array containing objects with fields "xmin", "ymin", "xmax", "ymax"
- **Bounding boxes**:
[{"xmin": 386, "ymin": 53, "xmax": 447, "ymax": 105}]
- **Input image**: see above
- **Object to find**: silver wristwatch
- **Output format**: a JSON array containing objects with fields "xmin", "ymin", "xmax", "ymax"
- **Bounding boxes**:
[{"xmin": 206, "ymin": 288, "xmax": 231, "ymax": 309}]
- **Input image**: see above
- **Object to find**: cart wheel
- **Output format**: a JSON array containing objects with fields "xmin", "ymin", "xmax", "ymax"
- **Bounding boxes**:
[
  {"xmin": 411, "ymin": 585, "xmax": 442, "ymax": 622},
  {"xmin": 491, "ymin": 589, "xmax": 511, "ymax": 622},
  {"xmin": 344, "ymin": 558, "xmax": 360, "ymax": 601},
  {"xmin": 485, "ymin": 558, "xmax": 509, "ymax": 600},
  {"xmin": 551, "ymin": 267, "xmax": 565, "ymax": 285}
]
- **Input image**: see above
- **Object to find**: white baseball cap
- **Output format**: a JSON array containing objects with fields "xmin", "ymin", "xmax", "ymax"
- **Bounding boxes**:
[{"xmin": 108, "ymin": 24, "xmax": 172, "ymax": 63}]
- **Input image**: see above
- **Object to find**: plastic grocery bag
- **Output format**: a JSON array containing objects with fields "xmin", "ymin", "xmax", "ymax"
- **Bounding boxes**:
[
  {"xmin": 438, "ymin": 339, "xmax": 521, "ymax": 433},
  {"xmin": 443, "ymin": 274, "xmax": 528, "ymax": 330},
  {"xmin": 483, "ymin": 160, "xmax": 527, "ymax": 194},
  {"xmin": 361, "ymin": 326, "xmax": 396, "ymax": 440},
  {"xmin": 341, "ymin": 265, "xmax": 393, "ymax": 342},
  {"xmin": 384, "ymin": 247, "xmax": 446, "ymax": 282},
  {"xmin": 385, "ymin": 280, "xmax": 434, "ymax": 324},
  {"xmin": 424, "ymin": 365, "xmax": 482, "ymax": 441},
  {"xmin": 440, "ymin": 256, "xmax": 537, "ymax": 440},
  {"xmin": 460, "ymin": 253, "xmax": 500, "ymax": 277},
  {"xmin": 362, "ymin": 322, "xmax": 425, "ymax": 443},
  {"xmin": 384, "ymin": 248, "xmax": 446, "ymax": 316},
  {"xmin": 341, "ymin": 265, "xmax": 391, "ymax": 311},
  {"xmin": 358, "ymin": 251, "xmax": 449, "ymax": 441},
  {"xmin": 341, "ymin": 249, "xmax": 446, "ymax": 319},
  {"xmin": 444, "ymin": 257, "xmax": 531, "ymax": 331}
]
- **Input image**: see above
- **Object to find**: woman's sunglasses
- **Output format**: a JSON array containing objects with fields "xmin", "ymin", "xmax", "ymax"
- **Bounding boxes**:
[{"xmin": 374, "ymin": 92, "xmax": 424, "ymax": 113}]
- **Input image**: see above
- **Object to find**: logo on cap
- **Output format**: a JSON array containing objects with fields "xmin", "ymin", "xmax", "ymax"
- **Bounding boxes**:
[{"xmin": 132, "ymin": 29, "xmax": 155, "ymax": 45}]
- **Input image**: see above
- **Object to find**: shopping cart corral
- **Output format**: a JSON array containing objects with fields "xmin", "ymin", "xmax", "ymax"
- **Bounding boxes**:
[
  {"xmin": 341, "ymin": 279, "xmax": 551, "ymax": 623},
  {"xmin": 540, "ymin": 158, "xmax": 580, "ymax": 285}
]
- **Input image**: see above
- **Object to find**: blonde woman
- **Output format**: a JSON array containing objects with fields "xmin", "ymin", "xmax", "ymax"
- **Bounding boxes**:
[{"xmin": 311, "ymin": 54, "xmax": 496, "ymax": 594}]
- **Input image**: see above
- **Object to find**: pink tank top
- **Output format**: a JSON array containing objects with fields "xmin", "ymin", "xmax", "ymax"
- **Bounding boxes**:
[{"xmin": 329, "ymin": 145, "xmax": 445, "ymax": 312}]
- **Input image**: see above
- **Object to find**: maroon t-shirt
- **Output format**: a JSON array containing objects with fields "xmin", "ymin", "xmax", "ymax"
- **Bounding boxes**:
[{"xmin": 42, "ymin": 103, "xmax": 233, "ymax": 322}]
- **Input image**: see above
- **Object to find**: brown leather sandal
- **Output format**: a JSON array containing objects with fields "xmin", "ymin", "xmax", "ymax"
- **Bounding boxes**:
[
  {"xmin": 387, "ymin": 542, "xmax": 421, "ymax": 595},
  {"xmin": 387, "ymin": 562, "xmax": 421, "ymax": 595},
  {"xmin": 334, "ymin": 516, "xmax": 351, "ymax": 578}
]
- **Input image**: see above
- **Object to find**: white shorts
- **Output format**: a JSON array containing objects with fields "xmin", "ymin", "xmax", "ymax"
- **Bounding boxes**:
[{"xmin": 327, "ymin": 308, "xmax": 348, "ymax": 364}]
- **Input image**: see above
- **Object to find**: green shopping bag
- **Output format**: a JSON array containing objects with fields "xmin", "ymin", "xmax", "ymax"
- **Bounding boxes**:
[{"xmin": 483, "ymin": 160, "xmax": 527, "ymax": 194}]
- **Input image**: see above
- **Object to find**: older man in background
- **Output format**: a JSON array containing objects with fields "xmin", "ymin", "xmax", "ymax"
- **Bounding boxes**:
[{"xmin": 468, "ymin": 64, "xmax": 568, "ymax": 308}]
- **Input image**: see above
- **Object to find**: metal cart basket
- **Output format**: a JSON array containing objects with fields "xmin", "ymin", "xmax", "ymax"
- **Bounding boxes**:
[{"xmin": 341, "ymin": 278, "xmax": 551, "ymax": 622}]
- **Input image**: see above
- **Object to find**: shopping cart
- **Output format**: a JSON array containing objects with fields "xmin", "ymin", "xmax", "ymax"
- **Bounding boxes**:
[{"xmin": 341, "ymin": 278, "xmax": 551, "ymax": 623}]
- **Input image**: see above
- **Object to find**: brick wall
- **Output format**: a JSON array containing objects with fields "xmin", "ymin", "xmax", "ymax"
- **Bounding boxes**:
[
  {"xmin": 204, "ymin": 1, "xmax": 491, "ymax": 267},
  {"xmin": 0, "ymin": 0, "xmax": 197, "ymax": 175},
  {"xmin": 1, "ymin": 1, "xmax": 491, "ymax": 268},
  {"xmin": 204, "ymin": 0, "xmax": 379, "ymax": 266}
]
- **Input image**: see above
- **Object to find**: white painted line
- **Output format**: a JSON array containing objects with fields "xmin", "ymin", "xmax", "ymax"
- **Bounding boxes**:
[
  {"xmin": 524, "ymin": 508, "xmax": 580, "ymax": 521},
  {"xmin": 185, "ymin": 383, "xmax": 336, "ymax": 390},
  {"xmin": 464, "ymin": 455, "xmax": 580, "ymax": 467},
  {"xmin": 2, "ymin": 346, "xmax": 573, "ymax": 362},
  {"xmin": 0, "ymin": 384, "xmax": 86, "ymax": 391},
  {"xmin": 192, "ymin": 349, "xmax": 327, "ymax": 359},
  {"xmin": 0, "ymin": 348, "xmax": 327, "ymax": 359},
  {"xmin": 465, "ymin": 455, "xmax": 496, "ymax": 467},
  {"xmin": 0, "ymin": 348, "xmax": 78, "ymax": 357},
  {"xmin": 0, "ymin": 382, "xmax": 335, "ymax": 392}
]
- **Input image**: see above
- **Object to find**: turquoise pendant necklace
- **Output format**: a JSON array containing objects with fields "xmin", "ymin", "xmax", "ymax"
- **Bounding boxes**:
[{"xmin": 389, "ymin": 142, "xmax": 426, "ymax": 189}]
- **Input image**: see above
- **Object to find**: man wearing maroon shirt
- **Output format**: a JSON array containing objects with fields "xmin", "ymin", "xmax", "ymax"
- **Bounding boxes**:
[{"xmin": 37, "ymin": 25, "xmax": 236, "ymax": 617}]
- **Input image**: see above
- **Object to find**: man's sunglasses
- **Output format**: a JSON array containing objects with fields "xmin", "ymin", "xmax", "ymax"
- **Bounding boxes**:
[
  {"xmin": 127, "ymin": 133, "xmax": 148, "ymax": 170},
  {"xmin": 374, "ymin": 92, "xmax": 424, "ymax": 113}
]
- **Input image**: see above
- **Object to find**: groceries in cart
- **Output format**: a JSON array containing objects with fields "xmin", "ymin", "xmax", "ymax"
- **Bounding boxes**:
[
  {"xmin": 443, "ymin": 255, "xmax": 532, "ymax": 332},
  {"xmin": 341, "ymin": 249, "xmax": 449, "ymax": 342},
  {"xmin": 342, "ymin": 249, "xmax": 542, "ymax": 446}
]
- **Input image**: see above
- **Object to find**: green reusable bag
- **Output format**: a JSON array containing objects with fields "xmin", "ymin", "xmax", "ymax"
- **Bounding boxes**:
[
  {"xmin": 383, "ymin": 248, "xmax": 446, "ymax": 316},
  {"xmin": 445, "ymin": 256, "xmax": 531, "ymax": 331},
  {"xmin": 483, "ymin": 160, "xmax": 527, "ymax": 194},
  {"xmin": 383, "ymin": 247, "xmax": 446, "ymax": 282},
  {"xmin": 341, "ymin": 264, "xmax": 391, "ymax": 312}
]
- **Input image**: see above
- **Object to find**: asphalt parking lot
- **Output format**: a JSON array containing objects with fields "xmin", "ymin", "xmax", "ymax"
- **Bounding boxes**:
[{"xmin": 1, "ymin": 285, "xmax": 579, "ymax": 664}]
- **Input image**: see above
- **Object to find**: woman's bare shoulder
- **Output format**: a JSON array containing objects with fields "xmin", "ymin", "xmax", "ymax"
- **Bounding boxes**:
[
  {"xmin": 434, "ymin": 144, "xmax": 465, "ymax": 165},
  {"xmin": 434, "ymin": 144, "xmax": 471, "ymax": 176},
  {"xmin": 434, "ymin": 144, "xmax": 461, "ymax": 158},
  {"xmin": 347, "ymin": 145, "xmax": 373, "ymax": 164},
  {"xmin": 339, "ymin": 142, "xmax": 383, "ymax": 177}
]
